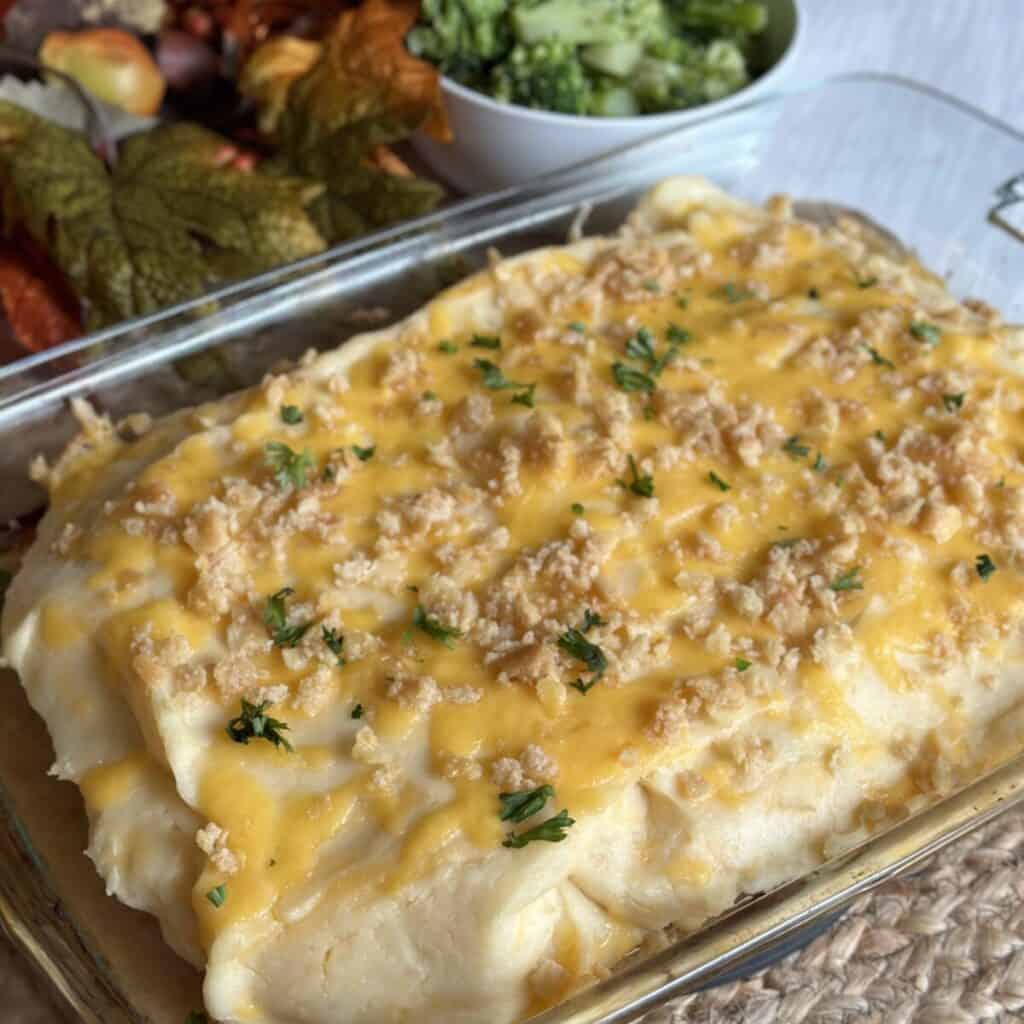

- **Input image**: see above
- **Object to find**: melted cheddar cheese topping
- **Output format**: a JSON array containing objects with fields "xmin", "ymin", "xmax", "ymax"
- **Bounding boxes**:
[{"xmin": 6, "ymin": 178, "xmax": 1024, "ymax": 1024}]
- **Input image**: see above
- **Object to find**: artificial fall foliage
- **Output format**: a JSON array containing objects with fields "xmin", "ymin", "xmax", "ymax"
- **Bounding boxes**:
[
  {"xmin": 0, "ymin": 0, "xmax": 448, "ymax": 347},
  {"xmin": 240, "ymin": 0, "xmax": 449, "ymax": 243},
  {"xmin": 0, "ymin": 101, "xmax": 326, "ymax": 330},
  {"xmin": 0, "ymin": 235, "xmax": 80, "ymax": 352}
]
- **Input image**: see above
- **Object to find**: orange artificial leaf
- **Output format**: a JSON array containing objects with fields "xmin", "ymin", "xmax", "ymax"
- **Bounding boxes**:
[
  {"xmin": 369, "ymin": 144, "xmax": 415, "ymax": 178},
  {"xmin": 239, "ymin": 1, "xmax": 448, "ymax": 245},
  {"xmin": 247, "ymin": 0, "xmax": 451, "ymax": 149},
  {"xmin": 238, "ymin": 35, "xmax": 323, "ymax": 134},
  {"xmin": 0, "ymin": 237, "xmax": 81, "ymax": 354}
]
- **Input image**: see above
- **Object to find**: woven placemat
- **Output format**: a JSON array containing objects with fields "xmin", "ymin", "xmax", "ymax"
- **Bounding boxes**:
[
  {"xmin": 3, "ymin": 810, "xmax": 1024, "ymax": 1023},
  {"xmin": 643, "ymin": 809, "xmax": 1024, "ymax": 1024}
]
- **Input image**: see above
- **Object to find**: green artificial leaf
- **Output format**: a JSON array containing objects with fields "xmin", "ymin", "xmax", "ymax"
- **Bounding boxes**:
[{"xmin": 0, "ymin": 104, "xmax": 326, "ymax": 330}]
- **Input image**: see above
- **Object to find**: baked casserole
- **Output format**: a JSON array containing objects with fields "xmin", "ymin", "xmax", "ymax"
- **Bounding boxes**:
[{"xmin": 4, "ymin": 178, "xmax": 1024, "ymax": 1023}]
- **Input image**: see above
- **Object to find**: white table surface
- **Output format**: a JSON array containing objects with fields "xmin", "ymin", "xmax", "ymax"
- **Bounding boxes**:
[
  {"xmin": 794, "ymin": 0, "xmax": 1022, "ymax": 130},
  {"xmin": 3, "ymin": 2, "xmax": 1022, "ymax": 1021}
]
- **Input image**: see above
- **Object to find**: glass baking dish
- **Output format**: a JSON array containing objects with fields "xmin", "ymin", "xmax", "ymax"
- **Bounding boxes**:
[{"xmin": 1, "ymin": 73, "xmax": 1023, "ymax": 1023}]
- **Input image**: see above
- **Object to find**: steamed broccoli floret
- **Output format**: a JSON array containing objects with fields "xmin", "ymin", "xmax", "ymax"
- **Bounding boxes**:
[
  {"xmin": 406, "ymin": 0, "xmax": 512, "ymax": 83},
  {"xmin": 665, "ymin": 0, "xmax": 766, "ymax": 42},
  {"xmin": 409, "ymin": 0, "xmax": 766, "ymax": 118},
  {"xmin": 580, "ymin": 40, "xmax": 645, "ymax": 78},
  {"xmin": 511, "ymin": 0, "xmax": 664, "ymax": 48},
  {"xmin": 490, "ymin": 42, "xmax": 591, "ymax": 115},
  {"xmin": 586, "ymin": 79, "xmax": 640, "ymax": 117},
  {"xmin": 632, "ymin": 39, "xmax": 748, "ymax": 112}
]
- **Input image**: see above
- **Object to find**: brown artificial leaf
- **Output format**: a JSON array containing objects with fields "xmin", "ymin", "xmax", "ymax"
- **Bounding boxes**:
[
  {"xmin": 238, "ymin": 34, "xmax": 323, "ymax": 134},
  {"xmin": 290, "ymin": 0, "xmax": 450, "ymax": 146},
  {"xmin": 165, "ymin": 1, "xmax": 351, "ymax": 63},
  {"xmin": 242, "ymin": 0, "xmax": 451, "ymax": 148},
  {"xmin": 240, "ymin": 0, "xmax": 448, "ymax": 245},
  {"xmin": 0, "ymin": 101, "xmax": 327, "ymax": 329},
  {"xmin": 0, "ymin": 234, "xmax": 80, "ymax": 353}
]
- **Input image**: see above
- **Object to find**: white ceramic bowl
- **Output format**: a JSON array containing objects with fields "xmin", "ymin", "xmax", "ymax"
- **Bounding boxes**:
[{"xmin": 413, "ymin": 0, "xmax": 802, "ymax": 194}]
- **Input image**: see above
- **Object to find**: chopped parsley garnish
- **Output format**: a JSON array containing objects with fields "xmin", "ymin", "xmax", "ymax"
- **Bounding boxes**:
[
  {"xmin": 422, "ymin": 390, "xmax": 437, "ymax": 402},
  {"xmin": 474, "ymin": 358, "xmax": 512, "ymax": 389},
  {"xmin": 412, "ymin": 604, "xmax": 461, "ymax": 647},
  {"xmin": 469, "ymin": 333, "xmax": 501, "ymax": 350},
  {"xmin": 718, "ymin": 282, "xmax": 754, "ymax": 303},
  {"xmin": 571, "ymin": 502, "xmax": 585, "ymax": 516},
  {"xmin": 206, "ymin": 885, "xmax": 226, "ymax": 908},
  {"xmin": 438, "ymin": 339, "xmax": 458, "ymax": 354},
  {"xmin": 499, "ymin": 784, "xmax": 554, "ymax": 823},
  {"xmin": 708, "ymin": 470, "xmax": 731, "ymax": 492},
  {"xmin": 568, "ymin": 321, "xmax": 586, "ymax": 334},
  {"xmin": 864, "ymin": 345, "xmax": 895, "ymax": 369},
  {"xmin": 226, "ymin": 698, "xmax": 293, "ymax": 752},
  {"xmin": 909, "ymin": 320, "xmax": 942, "ymax": 346},
  {"xmin": 813, "ymin": 453, "xmax": 827, "ymax": 473},
  {"xmin": 511, "ymin": 383, "xmax": 537, "ymax": 408},
  {"xmin": 830, "ymin": 567, "xmax": 863, "ymax": 592},
  {"xmin": 612, "ymin": 361, "xmax": 656, "ymax": 393},
  {"xmin": 874, "ymin": 430, "xmax": 886, "ymax": 443},
  {"xmin": 943, "ymin": 392, "xmax": 965, "ymax": 412},
  {"xmin": 351, "ymin": 703, "xmax": 364, "ymax": 719},
  {"xmin": 976, "ymin": 554, "xmax": 997, "ymax": 581},
  {"xmin": 280, "ymin": 404, "xmax": 303, "ymax": 424},
  {"xmin": 735, "ymin": 657, "xmax": 752, "ymax": 672},
  {"xmin": 675, "ymin": 293, "xmax": 689, "ymax": 309},
  {"xmin": 264, "ymin": 587, "xmax": 311, "ymax": 647},
  {"xmin": 807, "ymin": 287, "xmax": 820, "ymax": 300},
  {"xmin": 642, "ymin": 278, "xmax": 661, "ymax": 292},
  {"xmin": 625, "ymin": 327, "xmax": 656, "ymax": 364},
  {"xmin": 352, "ymin": 444, "xmax": 375, "ymax": 461},
  {"xmin": 265, "ymin": 441, "xmax": 313, "ymax": 490},
  {"xmin": 666, "ymin": 323, "xmax": 692, "ymax": 346},
  {"xmin": 783, "ymin": 435, "xmax": 810, "ymax": 459},
  {"xmin": 502, "ymin": 809, "xmax": 575, "ymax": 848},
  {"xmin": 617, "ymin": 454, "xmax": 654, "ymax": 498},
  {"xmin": 856, "ymin": 274, "xmax": 878, "ymax": 289},
  {"xmin": 473, "ymin": 359, "xmax": 535, "ymax": 405},
  {"xmin": 623, "ymin": 326, "xmax": 685, "ymax": 379},
  {"xmin": 558, "ymin": 610, "xmax": 607, "ymax": 695},
  {"xmin": 322, "ymin": 625, "xmax": 346, "ymax": 667}
]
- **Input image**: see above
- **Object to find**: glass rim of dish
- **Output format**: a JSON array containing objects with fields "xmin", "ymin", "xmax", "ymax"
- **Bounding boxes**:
[
  {"xmin": 2, "ymin": 69, "xmax": 1024, "ymax": 1024},
  {"xmin": 2, "ymin": 69, "xmax": 1022, "ymax": 401}
]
